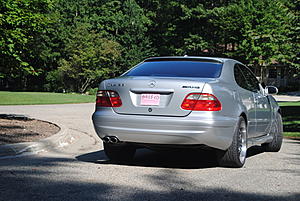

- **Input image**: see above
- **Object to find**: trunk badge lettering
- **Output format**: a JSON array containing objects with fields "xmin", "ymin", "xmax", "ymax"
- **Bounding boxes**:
[
  {"xmin": 182, "ymin": 86, "xmax": 201, "ymax": 89},
  {"xmin": 107, "ymin": 83, "xmax": 125, "ymax": 87}
]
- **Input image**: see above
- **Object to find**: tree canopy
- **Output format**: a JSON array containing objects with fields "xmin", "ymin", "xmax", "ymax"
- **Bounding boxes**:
[{"xmin": 0, "ymin": 0, "xmax": 299, "ymax": 92}]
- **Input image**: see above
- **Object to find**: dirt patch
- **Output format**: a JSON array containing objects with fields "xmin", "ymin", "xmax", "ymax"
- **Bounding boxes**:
[{"xmin": 0, "ymin": 117, "xmax": 60, "ymax": 145}]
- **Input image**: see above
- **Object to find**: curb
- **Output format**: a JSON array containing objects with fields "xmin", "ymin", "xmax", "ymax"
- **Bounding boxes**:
[{"xmin": 0, "ymin": 117, "xmax": 75, "ymax": 159}]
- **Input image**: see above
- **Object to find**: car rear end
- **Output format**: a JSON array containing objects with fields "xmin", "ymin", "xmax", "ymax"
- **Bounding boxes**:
[{"xmin": 92, "ymin": 57, "xmax": 238, "ymax": 150}]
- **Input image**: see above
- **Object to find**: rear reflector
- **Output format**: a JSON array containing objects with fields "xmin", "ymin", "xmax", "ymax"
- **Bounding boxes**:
[
  {"xmin": 96, "ymin": 90, "xmax": 122, "ymax": 107},
  {"xmin": 181, "ymin": 93, "xmax": 221, "ymax": 111}
]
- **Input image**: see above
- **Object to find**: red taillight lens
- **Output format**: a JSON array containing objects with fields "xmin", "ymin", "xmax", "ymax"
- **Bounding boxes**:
[
  {"xmin": 181, "ymin": 93, "xmax": 221, "ymax": 111},
  {"xmin": 96, "ymin": 90, "xmax": 122, "ymax": 107}
]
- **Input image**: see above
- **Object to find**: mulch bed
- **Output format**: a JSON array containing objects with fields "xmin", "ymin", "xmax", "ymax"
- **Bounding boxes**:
[{"xmin": 0, "ymin": 116, "xmax": 60, "ymax": 145}]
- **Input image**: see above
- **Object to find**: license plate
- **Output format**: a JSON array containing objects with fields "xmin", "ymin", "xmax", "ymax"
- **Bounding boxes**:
[{"xmin": 140, "ymin": 94, "xmax": 160, "ymax": 106}]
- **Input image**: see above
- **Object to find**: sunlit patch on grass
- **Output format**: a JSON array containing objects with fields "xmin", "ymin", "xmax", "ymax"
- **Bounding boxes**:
[{"xmin": 0, "ymin": 91, "xmax": 95, "ymax": 105}]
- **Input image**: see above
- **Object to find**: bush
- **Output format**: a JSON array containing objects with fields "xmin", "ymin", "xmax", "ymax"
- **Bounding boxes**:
[
  {"xmin": 86, "ymin": 88, "xmax": 98, "ymax": 95},
  {"xmin": 44, "ymin": 70, "xmax": 65, "ymax": 92}
]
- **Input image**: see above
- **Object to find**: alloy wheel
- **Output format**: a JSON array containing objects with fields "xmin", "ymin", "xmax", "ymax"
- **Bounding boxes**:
[{"xmin": 238, "ymin": 120, "xmax": 247, "ymax": 163}]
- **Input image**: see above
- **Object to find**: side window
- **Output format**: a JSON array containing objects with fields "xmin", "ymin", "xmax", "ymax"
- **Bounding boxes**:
[
  {"xmin": 234, "ymin": 64, "xmax": 247, "ymax": 89},
  {"xmin": 240, "ymin": 65, "xmax": 260, "ymax": 92},
  {"xmin": 234, "ymin": 64, "xmax": 260, "ymax": 92}
]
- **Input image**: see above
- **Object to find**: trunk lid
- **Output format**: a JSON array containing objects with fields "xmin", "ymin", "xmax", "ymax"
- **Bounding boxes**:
[{"xmin": 104, "ymin": 77, "xmax": 208, "ymax": 117}]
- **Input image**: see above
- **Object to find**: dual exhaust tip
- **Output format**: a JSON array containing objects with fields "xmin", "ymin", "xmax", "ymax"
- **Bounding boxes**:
[{"xmin": 102, "ymin": 136, "xmax": 119, "ymax": 144}]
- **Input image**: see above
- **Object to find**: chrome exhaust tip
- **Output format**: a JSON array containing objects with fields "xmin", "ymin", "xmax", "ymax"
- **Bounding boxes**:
[
  {"xmin": 102, "ymin": 136, "xmax": 119, "ymax": 143},
  {"xmin": 110, "ymin": 136, "xmax": 119, "ymax": 143},
  {"xmin": 102, "ymin": 136, "xmax": 110, "ymax": 143}
]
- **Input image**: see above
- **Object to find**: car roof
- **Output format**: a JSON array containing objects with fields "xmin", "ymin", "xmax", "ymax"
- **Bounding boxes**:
[{"xmin": 144, "ymin": 56, "xmax": 234, "ymax": 64}]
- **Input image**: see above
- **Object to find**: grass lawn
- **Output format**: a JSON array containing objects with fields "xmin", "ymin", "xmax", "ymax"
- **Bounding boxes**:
[
  {"xmin": 280, "ymin": 103, "xmax": 300, "ymax": 138},
  {"xmin": 282, "ymin": 116, "xmax": 300, "ymax": 138},
  {"xmin": 0, "ymin": 91, "xmax": 95, "ymax": 105},
  {"xmin": 278, "ymin": 101, "xmax": 300, "ymax": 107}
]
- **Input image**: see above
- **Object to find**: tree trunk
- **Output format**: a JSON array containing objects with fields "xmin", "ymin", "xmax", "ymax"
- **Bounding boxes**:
[{"xmin": 79, "ymin": 78, "xmax": 92, "ymax": 93}]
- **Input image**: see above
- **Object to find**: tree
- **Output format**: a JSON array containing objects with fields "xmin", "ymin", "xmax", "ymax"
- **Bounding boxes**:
[
  {"xmin": 45, "ymin": 0, "xmax": 155, "ymax": 92},
  {"xmin": 236, "ymin": 0, "xmax": 294, "ymax": 66},
  {"xmin": 1, "ymin": 0, "xmax": 298, "ymax": 92},
  {"xmin": 0, "ymin": 0, "xmax": 55, "ymax": 81},
  {"xmin": 94, "ymin": 0, "xmax": 155, "ymax": 70},
  {"xmin": 285, "ymin": 0, "xmax": 300, "ymax": 69},
  {"xmin": 55, "ymin": 23, "xmax": 121, "ymax": 93}
]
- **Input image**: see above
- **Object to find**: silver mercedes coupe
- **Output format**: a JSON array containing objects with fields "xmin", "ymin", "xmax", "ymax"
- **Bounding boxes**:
[{"xmin": 92, "ymin": 56, "xmax": 283, "ymax": 168}]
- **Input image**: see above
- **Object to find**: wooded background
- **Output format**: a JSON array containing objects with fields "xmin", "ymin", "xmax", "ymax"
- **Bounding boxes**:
[{"xmin": 0, "ymin": 0, "xmax": 299, "ymax": 93}]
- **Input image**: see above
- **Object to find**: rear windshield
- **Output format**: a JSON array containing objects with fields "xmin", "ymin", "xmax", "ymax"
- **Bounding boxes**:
[{"xmin": 123, "ymin": 60, "xmax": 223, "ymax": 78}]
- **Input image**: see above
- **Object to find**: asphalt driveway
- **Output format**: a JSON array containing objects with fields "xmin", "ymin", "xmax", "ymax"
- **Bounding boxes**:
[{"xmin": 0, "ymin": 103, "xmax": 299, "ymax": 201}]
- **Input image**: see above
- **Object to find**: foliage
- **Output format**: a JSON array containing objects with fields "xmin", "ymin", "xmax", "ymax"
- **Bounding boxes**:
[
  {"xmin": 0, "ymin": 0, "xmax": 299, "ymax": 92},
  {"xmin": 236, "ymin": 0, "xmax": 295, "ymax": 66},
  {"xmin": 56, "ymin": 22, "xmax": 121, "ymax": 93},
  {"xmin": 86, "ymin": 87, "xmax": 99, "ymax": 96},
  {"xmin": 285, "ymin": 0, "xmax": 300, "ymax": 69},
  {"xmin": 0, "ymin": 0, "xmax": 55, "ymax": 78},
  {"xmin": 94, "ymin": 0, "xmax": 155, "ymax": 69}
]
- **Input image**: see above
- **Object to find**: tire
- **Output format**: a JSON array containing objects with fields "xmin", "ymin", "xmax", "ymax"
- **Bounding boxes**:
[
  {"xmin": 217, "ymin": 116, "xmax": 247, "ymax": 168},
  {"xmin": 103, "ymin": 143, "xmax": 136, "ymax": 162},
  {"xmin": 262, "ymin": 113, "xmax": 283, "ymax": 152}
]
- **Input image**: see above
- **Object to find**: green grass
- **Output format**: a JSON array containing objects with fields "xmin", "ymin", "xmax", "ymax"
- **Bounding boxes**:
[
  {"xmin": 282, "ymin": 116, "xmax": 300, "ymax": 138},
  {"xmin": 280, "ymin": 103, "xmax": 300, "ymax": 138},
  {"xmin": 0, "ymin": 91, "xmax": 95, "ymax": 105},
  {"xmin": 278, "ymin": 101, "xmax": 300, "ymax": 107},
  {"xmin": 282, "ymin": 132, "xmax": 300, "ymax": 138}
]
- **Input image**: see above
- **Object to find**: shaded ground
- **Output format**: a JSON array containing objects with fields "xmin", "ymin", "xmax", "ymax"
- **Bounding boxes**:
[
  {"xmin": 0, "ymin": 103, "xmax": 299, "ymax": 201},
  {"xmin": 0, "ymin": 139, "xmax": 299, "ymax": 201},
  {"xmin": 0, "ymin": 117, "xmax": 60, "ymax": 145}
]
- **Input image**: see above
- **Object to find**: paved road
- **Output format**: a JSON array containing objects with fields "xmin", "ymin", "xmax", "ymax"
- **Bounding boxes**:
[{"xmin": 0, "ymin": 104, "xmax": 299, "ymax": 201}]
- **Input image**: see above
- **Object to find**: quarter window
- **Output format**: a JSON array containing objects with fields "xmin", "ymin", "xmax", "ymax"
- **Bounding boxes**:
[
  {"xmin": 234, "ymin": 64, "xmax": 246, "ymax": 89},
  {"xmin": 234, "ymin": 64, "xmax": 260, "ymax": 92}
]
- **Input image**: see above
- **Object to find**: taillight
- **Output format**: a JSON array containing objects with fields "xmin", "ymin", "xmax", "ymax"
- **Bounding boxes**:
[
  {"xmin": 181, "ymin": 93, "xmax": 222, "ymax": 111},
  {"xmin": 96, "ymin": 90, "xmax": 122, "ymax": 107}
]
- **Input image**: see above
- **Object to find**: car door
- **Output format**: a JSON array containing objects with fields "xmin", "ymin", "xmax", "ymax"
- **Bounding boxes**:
[
  {"xmin": 239, "ymin": 65, "xmax": 272, "ymax": 137},
  {"xmin": 234, "ymin": 64, "xmax": 257, "ymax": 138}
]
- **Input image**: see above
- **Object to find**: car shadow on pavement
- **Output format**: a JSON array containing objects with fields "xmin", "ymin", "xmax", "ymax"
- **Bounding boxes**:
[
  {"xmin": 246, "ymin": 145, "xmax": 265, "ymax": 158},
  {"xmin": 76, "ymin": 149, "xmax": 219, "ymax": 169},
  {"xmin": 76, "ymin": 146, "xmax": 265, "ymax": 169}
]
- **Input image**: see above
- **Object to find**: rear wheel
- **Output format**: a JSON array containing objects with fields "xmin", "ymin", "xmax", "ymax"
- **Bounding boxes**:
[
  {"xmin": 217, "ymin": 116, "xmax": 247, "ymax": 168},
  {"xmin": 262, "ymin": 113, "xmax": 283, "ymax": 152},
  {"xmin": 103, "ymin": 143, "xmax": 136, "ymax": 162}
]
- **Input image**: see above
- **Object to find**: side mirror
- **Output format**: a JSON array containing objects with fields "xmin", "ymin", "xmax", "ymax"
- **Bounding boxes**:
[{"xmin": 265, "ymin": 86, "xmax": 278, "ymax": 95}]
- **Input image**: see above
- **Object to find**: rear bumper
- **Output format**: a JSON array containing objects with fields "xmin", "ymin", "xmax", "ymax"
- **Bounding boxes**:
[{"xmin": 92, "ymin": 108, "xmax": 238, "ymax": 150}]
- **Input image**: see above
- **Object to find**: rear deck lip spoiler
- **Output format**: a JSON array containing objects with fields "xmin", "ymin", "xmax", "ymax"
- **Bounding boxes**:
[{"xmin": 144, "ymin": 56, "xmax": 224, "ymax": 64}]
